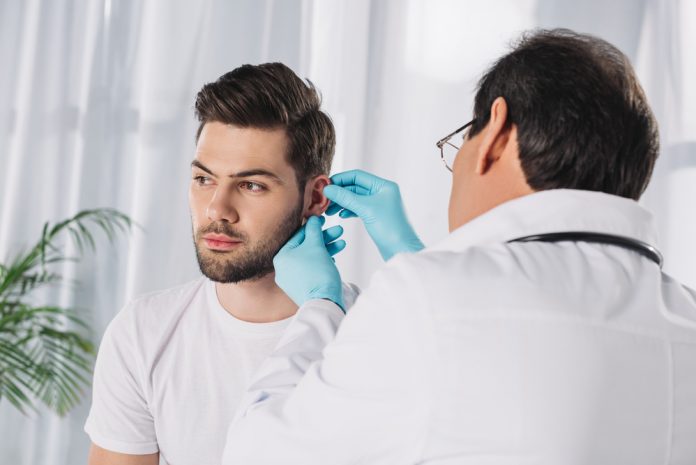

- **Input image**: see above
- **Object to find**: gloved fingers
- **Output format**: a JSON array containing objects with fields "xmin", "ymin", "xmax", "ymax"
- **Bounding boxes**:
[
  {"xmin": 278, "ymin": 224, "xmax": 306, "ymax": 252},
  {"xmin": 323, "ymin": 185, "xmax": 367, "ymax": 217},
  {"xmin": 303, "ymin": 216, "xmax": 325, "ymax": 245},
  {"xmin": 322, "ymin": 225, "xmax": 344, "ymax": 244},
  {"xmin": 329, "ymin": 170, "xmax": 387, "ymax": 193},
  {"xmin": 342, "ymin": 185, "xmax": 371, "ymax": 195},
  {"xmin": 325, "ymin": 185, "xmax": 369, "ymax": 216},
  {"xmin": 325, "ymin": 201, "xmax": 343, "ymax": 216},
  {"xmin": 326, "ymin": 239, "xmax": 347, "ymax": 257},
  {"xmin": 338, "ymin": 209, "xmax": 358, "ymax": 219}
]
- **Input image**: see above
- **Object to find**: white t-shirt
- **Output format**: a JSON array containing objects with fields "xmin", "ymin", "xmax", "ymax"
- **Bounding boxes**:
[{"xmin": 84, "ymin": 277, "xmax": 359, "ymax": 465}]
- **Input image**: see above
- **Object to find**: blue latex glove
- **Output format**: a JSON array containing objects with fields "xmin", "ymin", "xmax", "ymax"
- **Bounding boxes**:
[
  {"xmin": 323, "ymin": 170, "xmax": 424, "ymax": 261},
  {"xmin": 273, "ymin": 216, "xmax": 346, "ymax": 311}
]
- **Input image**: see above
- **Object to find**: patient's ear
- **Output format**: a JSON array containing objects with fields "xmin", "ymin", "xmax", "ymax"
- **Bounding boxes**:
[{"xmin": 302, "ymin": 175, "xmax": 331, "ymax": 217}]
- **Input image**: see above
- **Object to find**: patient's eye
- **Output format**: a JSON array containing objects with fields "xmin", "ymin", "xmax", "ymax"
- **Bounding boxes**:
[
  {"xmin": 240, "ymin": 181, "xmax": 266, "ymax": 193},
  {"xmin": 193, "ymin": 175, "xmax": 213, "ymax": 186}
]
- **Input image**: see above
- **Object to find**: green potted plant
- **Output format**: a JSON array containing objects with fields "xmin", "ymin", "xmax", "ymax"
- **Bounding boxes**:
[{"xmin": 0, "ymin": 208, "xmax": 132, "ymax": 416}]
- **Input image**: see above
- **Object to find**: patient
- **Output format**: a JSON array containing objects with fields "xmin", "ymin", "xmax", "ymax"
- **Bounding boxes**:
[{"xmin": 84, "ymin": 63, "xmax": 358, "ymax": 465}]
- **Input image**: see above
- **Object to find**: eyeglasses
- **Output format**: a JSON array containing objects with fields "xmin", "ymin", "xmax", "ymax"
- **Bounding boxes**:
[{"xmin": 435, "ymin": 119, "xmax": 475, "ymax": 172}]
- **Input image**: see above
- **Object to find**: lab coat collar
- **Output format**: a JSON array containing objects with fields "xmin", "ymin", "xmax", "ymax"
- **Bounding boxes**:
[{"xmin": 430, "ymin": 189, "xmax": 659, "ymax": 253}]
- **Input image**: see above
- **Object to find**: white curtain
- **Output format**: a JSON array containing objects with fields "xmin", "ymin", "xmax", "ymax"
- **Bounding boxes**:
[{"xmin": 0, "ymin": 0, "xmax": 693, "ymax": 463}]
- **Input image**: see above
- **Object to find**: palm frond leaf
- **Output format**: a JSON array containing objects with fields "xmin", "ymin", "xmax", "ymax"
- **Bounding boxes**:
[{"xmin": 0, "ymin": 208, "xmax": 132, "ymax": 416}]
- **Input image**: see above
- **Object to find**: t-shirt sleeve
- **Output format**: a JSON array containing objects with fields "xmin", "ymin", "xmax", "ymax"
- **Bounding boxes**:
[{"xmin": 84, "ymin": 303, "xmax": 159, "ymax": 455}]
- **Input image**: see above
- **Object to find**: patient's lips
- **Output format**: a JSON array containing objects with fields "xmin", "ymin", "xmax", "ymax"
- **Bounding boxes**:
[{"xmin": 202, "ymin": 233, "xmax": 242, "ymax": 251}]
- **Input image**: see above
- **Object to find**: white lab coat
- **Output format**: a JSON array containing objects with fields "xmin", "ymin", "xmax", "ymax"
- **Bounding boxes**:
[{"xmin": 223, "ymin": 189, "xmax": 696, "ymax": 465}]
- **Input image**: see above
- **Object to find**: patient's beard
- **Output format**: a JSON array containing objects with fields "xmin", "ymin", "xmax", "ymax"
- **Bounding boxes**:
[{"xmin": 193, "ymin": 200, "xmax": 304, "ymax": 284}]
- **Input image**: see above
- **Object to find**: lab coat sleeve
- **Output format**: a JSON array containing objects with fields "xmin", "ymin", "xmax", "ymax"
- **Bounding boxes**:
[
  {"xmin": 234, "ymin": 282, "xmax": 361, "ymax": 406},
  {"xmin": 222, "ymin": 256, "xmax": 434, "ymax": 465}
]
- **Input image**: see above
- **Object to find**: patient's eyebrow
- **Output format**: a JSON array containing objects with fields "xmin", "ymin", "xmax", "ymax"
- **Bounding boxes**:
[
  {"xmin": 190, "ymin": 160, "xmax": 284, "ymax": 184},
  {"xmin": 231, "ymin": 169, "xmax": 284, "ymax": 184},
  {"xmin": 191, "ymin": 159, "xmax": 215, "ymax": 176}
]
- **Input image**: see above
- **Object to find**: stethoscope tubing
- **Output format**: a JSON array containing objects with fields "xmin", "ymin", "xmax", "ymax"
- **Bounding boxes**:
[{"xmin": 509, "ymin": 232, "xmax": 664, "ymax": 268}]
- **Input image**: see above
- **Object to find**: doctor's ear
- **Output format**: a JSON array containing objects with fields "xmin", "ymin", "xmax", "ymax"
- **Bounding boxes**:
[
  {"xmin": 302, "ymin": 175, "xmax": 331, "ymax": 217},
  {"xmin": 476, "ymin": 96, "xmax": 511, "ymax": 175}
]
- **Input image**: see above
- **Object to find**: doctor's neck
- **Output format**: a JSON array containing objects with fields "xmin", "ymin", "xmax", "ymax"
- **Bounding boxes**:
[{"xmin": 214, "ymin": 273, "xmax": 297, "ymax": 324}]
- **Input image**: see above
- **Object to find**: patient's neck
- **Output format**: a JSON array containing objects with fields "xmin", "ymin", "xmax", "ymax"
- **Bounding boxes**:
[{"xmin": 214, "ymin": 273, "xmax": 298, "ymax": 323}]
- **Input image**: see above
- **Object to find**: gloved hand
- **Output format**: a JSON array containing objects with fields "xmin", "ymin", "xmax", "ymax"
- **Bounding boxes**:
[
  {"xmin": 323, "ymin": 170, "xmax": 424, "ymax": 261},
  {"xmin": 273, "ymin": 216, "xmax": 346, "ymax": 311}
]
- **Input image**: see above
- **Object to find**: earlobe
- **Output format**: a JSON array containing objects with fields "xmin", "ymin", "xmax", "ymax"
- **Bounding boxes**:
[{"xmin": 303, "ymin": 175, "xmax": 331, "ymax": 217}]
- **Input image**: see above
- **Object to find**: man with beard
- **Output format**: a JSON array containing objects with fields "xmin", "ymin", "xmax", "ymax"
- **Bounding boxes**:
[{"xmin": 84, "ymin": 63, "xmax": 358, "ymax": 465}]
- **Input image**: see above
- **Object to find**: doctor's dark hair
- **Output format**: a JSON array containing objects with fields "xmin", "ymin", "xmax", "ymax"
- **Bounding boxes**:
[
  {"xmin": 194, "ymin": 63, "xmax": 335, "ymax": 188},
  {"xmin": 469, "ymin": 29, "xmax": 659, "ymax": 200}
]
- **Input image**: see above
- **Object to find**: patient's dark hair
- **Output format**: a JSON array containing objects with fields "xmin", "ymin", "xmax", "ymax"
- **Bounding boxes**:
[
  {"xmin": 470, "ymin": 28, "xmax": 659, "ymax": 200},
  {"xmin": 194, "ymin": 63, "xmax": 335, "ymax": 188}
]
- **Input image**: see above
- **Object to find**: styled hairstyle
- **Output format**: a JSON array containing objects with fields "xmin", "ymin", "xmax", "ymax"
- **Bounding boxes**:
[
  {"xmin": 470, "ymin": 29, "xmax": 659, "ymax": 200},
  {"xmin": 194, "ymin": 63, "xmax": 335, "ymax": 188}
]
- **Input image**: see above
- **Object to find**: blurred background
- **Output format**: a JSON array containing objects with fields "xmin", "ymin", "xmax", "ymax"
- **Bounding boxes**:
[{"xmin": 0, "ymin": 0, "xmax": 694, "ymax": 463}]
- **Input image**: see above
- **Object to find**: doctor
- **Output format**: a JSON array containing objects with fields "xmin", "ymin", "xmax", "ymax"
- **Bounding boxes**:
[{"xmin": 223, "ymin": 29, "xmax": 696, "ymax": 464}]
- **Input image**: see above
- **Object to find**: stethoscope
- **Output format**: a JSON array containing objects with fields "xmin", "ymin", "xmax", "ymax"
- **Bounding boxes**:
[{"xmin": 508, "ymin": 232, "xmax": 664, "ymax": 268}]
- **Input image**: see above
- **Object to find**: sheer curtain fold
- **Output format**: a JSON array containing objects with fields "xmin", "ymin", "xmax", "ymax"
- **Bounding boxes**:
[{"xmin": 0, "ymin": 1, "xmax": 693, "ymax": 463}]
